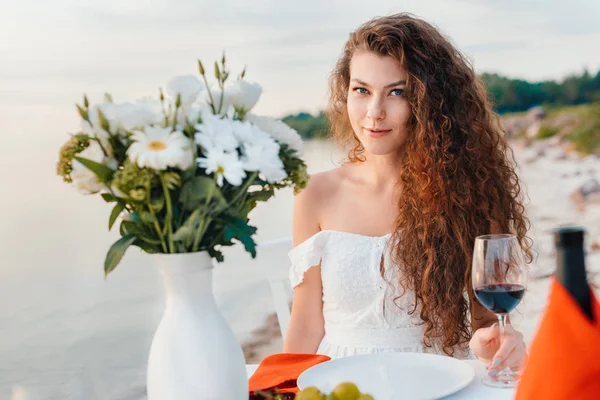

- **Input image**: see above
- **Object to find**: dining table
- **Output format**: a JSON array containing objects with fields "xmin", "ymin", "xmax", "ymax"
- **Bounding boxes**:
[{"xmin": 246, "ymin": 359, "xmax": 516, "ymax": 399}]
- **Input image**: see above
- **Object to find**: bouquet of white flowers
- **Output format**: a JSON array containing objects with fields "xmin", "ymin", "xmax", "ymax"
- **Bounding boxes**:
[{"xmin": 57, "ymin": 54, "xmax": 308, "ymax": 276}]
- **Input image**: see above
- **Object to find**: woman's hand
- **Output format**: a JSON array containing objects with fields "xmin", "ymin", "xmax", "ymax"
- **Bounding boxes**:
[{"xmin": 469, "ymin": 323, "xmax": 528, "ymax": 376}]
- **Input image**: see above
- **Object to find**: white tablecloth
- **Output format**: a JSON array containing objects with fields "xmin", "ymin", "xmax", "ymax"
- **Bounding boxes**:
[{"xmin": 246, "ymin": 360, "xmax": 515, "ymax": 399}]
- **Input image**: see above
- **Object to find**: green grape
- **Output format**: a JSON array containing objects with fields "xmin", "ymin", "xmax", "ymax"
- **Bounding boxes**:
[
  {"xmin": 332, "ymin": 382, "xmax": 361, "ymax": 400},
  {"xmin": 296, "ymin": 386, "xmax": 324, "ymax": 400},
  {"xmin": 357, "ymin": 394, "xmax": 375, "ymax": 400}
]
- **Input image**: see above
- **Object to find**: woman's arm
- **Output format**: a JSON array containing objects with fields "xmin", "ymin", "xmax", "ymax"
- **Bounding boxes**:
[{"xmin": 282, "ymin": 175, "xmax": 326, "ymax": 353}]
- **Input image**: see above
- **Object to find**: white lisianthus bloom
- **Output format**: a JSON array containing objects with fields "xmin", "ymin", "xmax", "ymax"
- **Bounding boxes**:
[
  {"xmin": 116, "ymin": 102, "xmax": 162, "ymax": 131},
  {"xmin": 71, "ymin": 141, "xmax": 115, "ymax": 194},
  {"xmin": 194, "ymin": 111, "xmax": 239, "ymax": 152},
  {"xmin": 80, "ymin": 120, "xmax": 112, "ymax": 155},
  {"xmin": 166, "ymin": 75, "xmax": 205, "ymax": 107},
  {"xmin": 137, "ymin": 97, "xmax": 171, "ymax": 127},
  {"xmin": 205, "ymin": 87, "xmax": 233, "ymax": 116},
  {"xmin": 197, "ymin": 149, "xmax": 246, "ymax": 187},
  {"xmin": 128, "ymin": 126, "xmax": 194, "ymax": 171},
  {"xmin": 246, "ymin": 114, "xmax": 304, "ymax": 153},
  {"xmin": 178, "ymin": 103, "xmax": 210, "ymax": 127},
  {"xmin": 87, "ymin": 101, "xmax": 162, "ymax": 135},
  {"xmin": 242, "ymin": 142, "xmax": 287, "ymax": 183},
  {"xmin": 229, "ymin": 79, "xmax": 262, "ymax": 111}
]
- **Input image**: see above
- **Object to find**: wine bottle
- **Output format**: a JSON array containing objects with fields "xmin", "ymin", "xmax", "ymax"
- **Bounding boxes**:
[{"xmin": 553, "ymin": 226, "xmax": 594, "ymax": 321}]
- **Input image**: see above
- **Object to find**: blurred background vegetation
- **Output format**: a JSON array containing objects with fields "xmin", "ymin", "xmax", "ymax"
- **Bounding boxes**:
[{"xmin": 283, "ymin": 69, "xmax": 600, "ymax": 154}]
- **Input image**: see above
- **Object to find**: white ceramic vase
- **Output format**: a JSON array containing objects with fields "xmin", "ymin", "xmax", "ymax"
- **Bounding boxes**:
[{"xmin": 147, "ymin": 251, "xmax": 247, "ymax": 400}]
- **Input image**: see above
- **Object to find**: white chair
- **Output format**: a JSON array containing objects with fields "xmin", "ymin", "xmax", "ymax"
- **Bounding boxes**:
[{"xmin": 256, "ymin": 236, "xmax": 294, "ymax": 340}]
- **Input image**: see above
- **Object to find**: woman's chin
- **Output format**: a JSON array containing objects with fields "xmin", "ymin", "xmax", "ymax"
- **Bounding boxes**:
[{"xmin": 362, "ymin": 141, "xmax": 405, "ymax": 157}]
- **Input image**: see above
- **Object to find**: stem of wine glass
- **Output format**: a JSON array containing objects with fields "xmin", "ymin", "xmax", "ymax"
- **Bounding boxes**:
[
  {"xmin": 495, "ymin": 312, "xmax": 519, "ymax": 381},
  {"xmin": 497, "ymin": 313, "xmax": 507, "ymax": 339}
]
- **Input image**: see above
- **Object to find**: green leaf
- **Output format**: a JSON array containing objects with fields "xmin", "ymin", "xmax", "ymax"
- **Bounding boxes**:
[
  {"xmin": 172, "ymin": 225, "xmax": 194, "ymax": 243},
  {"xmin": 223, "ymin": 214, "xmax": 257, "ymax": 258},
  {"xmin": 123, "ymin": 211, "xmax": 143, "ymax": 224},
  {"xmin": 236, "ymin": 189, "xmax": 273, "ymax": 218},
  {"xmin": 101, "ymin": 193, "xmax": 116, "ymax": 203},
  {"xmin": 149, "ymin": 195, "xmax": 165, "ymax": 212},
  {"xmin": 109, "ymin": 203, "xmax": 125, "ymax": 230},
  {"xmin": 76, "ymin": 104, "xmax": 89, "ymax": 121},
  {"xmin": 180, "ymin": 176, "xmax": 226, "ymax": 211},
  {"xmin": 162, "ymin": 172, "xmax": 181, "ymax": 190},
  {"xmin": 74, "ymin": 156, "xmax": 114, "ymax": 182},
  {"xmin": 139, "ymin": 210, "xmax": 157, "ymax": 224},
  {"xmin": 96, "ymin": 108, "xmax": 111, "ymax": 131},
  {"xmin": 135, "ymin": 234, "xmax": 162, "ymax": 246},
  {"xmin": 172, "ymin": 209, "xmax": 202, "ymax": 247},
  {"xmin": 208, "ymin": 248, "xmax": 224, "ymax": 263},
  {"xmin": 133, "ymin": 239, "xmax": 159, "ymax": 254},
  {"xmin": 104, "ymin": 234, "xmax": 137, "ymax": 277}
]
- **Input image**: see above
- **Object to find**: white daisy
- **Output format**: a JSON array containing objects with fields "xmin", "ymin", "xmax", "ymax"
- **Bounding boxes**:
[
  {"xmin": 197, "ymin": 149, "xmax": 246, "ymax": 187},
  {"xmin": 242, "ymin": 142, "xmax": 287, "ymax": 183},
  {"xmin": 194, "ymin": 111, "xmax": 239, "ymax": 152},
  {"xmin": 231, "ymin": 119, "xmax": 278, "ymax": 150},
  {"xmin": 128, "ymin": 126, "xmax": 194, "ymax": 171}
]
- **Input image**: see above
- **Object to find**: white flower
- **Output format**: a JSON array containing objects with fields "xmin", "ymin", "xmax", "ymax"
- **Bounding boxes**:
[
  {"xmin": 80, "ymin": 120, "xmax": 112, "ymax": 155},
  {"xmin": 178, "ymin": 103, "xmax": 210, "ymax": 127},
  {"xmin": 205, "ymin": 87, "xmax": 233, "ymax": 116},
  {"xmin": 246, "ymin": 114, "xmax": 304, "ymax": 153},
  {"xmin": 116, "ymin": 102, "xmax": 162, "ymax": 131},
  {"xmin": 88, "ymin": 102, "xmax": 119, "ymax": 134},
  {"xmin": 197, "ymin": 149, "xmax": 246, "ymax": 187},
  {"xmin": 128, "ymin": 126, "xmax": 194, "ymax": 171},
  {"xmin": 87, "ymin": 101, "xmax": 162, "ymax": 134},
  {"xmin": 166, "ymin": 75, "xmax": 205, "ymax": 107},
  {"xmin": 229, "ymin": 79, "xmax": 262, "ymax": 111},
  {"xmin": 71, "ymin": 141, "xmax": 115, "ymax": 194},
  {"xmin": 194, "ymin": 111, "xmax": 239, "ymax": 152},
  {"xmin": 231, "ymin": 119, "xmax": 275, "ymax": 148},
  {"xmin": 242, "ymin": 142, "xmax": 287, "ymax": 183}
]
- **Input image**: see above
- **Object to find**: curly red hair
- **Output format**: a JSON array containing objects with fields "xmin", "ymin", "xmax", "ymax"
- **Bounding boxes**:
[{"xmin": 327, "ymin": 13, "xmax": 533, "ymax": 355}]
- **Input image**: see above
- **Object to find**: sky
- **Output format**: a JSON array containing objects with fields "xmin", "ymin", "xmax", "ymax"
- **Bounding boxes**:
[{"xmin": 1, "ymin": 0, "xmax": 600, "ymax": 117}]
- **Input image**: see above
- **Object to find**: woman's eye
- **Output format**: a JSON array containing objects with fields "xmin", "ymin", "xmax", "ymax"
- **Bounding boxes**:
[
  {"xmin": 353, "ymin": 87, "xmax": 369, "ymax": 94},
  {"xmin": 390, "ymin": 89, "xmax": 404, "ymax": 96}
]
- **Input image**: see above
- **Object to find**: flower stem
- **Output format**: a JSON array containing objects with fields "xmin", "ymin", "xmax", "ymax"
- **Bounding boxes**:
[
  {"xmin": 218, "ymin": 171, "xmax": 258, "ymax": 213},
  {"xmin": 200, "ymin": 74, "xmax": 217, "ymax": 115},
  {"xmin": 217, "ymin": 80, "xmax": 225, "ymax": 115},
  {"xmin": 192, "ymin": 175, "xmax": 217, "ymax": 252},
  {"xmin": 146, "ymin": 204, "xmax": 168, "ymax": 253},
  {"xmin": 160, "ymin": 174, "xmax": 176, "ymax": 253}
]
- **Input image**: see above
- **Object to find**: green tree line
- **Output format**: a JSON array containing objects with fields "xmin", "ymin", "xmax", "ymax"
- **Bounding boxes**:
[{"xmin": 283, "ymin": 69, "xmax": 600, "ymax": 138}]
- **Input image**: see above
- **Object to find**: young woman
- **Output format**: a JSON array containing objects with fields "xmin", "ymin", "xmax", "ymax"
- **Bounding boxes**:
[{"xmin": 283, "ymin": 13, "xmax": 533, "ymax": 378}]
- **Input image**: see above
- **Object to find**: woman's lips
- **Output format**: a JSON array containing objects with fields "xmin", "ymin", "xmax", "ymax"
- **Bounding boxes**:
[{"xmin": 364, "ymin": 128, "xmax": 392, "ymax": 138}]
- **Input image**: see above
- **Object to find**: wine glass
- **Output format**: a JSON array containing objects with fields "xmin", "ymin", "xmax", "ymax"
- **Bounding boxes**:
[{"xmin": 472, "ymin": 234, "xmax": 527, "ymax": 388}]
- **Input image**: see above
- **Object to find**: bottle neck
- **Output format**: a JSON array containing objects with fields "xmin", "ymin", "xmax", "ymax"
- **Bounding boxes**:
[{"xmin": 555, "ymin": 246, "xmax": 594, "ymax": 321}]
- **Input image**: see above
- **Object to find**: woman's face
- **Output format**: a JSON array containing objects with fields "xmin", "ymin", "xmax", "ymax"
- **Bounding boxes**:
[{"xmin": 347, "ymin": 50, "xmax": 411, "ymax": 157}]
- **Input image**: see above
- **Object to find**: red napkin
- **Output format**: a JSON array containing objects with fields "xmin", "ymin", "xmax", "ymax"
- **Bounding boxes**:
[
  {"xmin": 248, "ymin": 353, "xmax": 331, "ymax": 395},
  {"xmin": 516, "ymin": 278, "xmax": 600, "ymax": 399}
]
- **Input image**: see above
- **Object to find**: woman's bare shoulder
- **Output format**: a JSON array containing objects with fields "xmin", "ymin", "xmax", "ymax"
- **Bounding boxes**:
[
  {"xmin": 292, "ymin": 166, "xmax": 347, "ymax": 241},
  {"xmin": 298, "ymin": 166, "xmax": 346, "ymax": 202}
]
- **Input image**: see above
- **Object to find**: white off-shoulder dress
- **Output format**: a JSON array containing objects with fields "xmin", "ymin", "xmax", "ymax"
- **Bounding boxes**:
[{"xmin": 288, "ymin": 230, "xmax": 470, "ymax": 359}]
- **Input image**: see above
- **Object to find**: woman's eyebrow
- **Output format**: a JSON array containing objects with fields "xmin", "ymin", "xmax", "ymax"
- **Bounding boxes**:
[{"xmin": 350, "ymin": 78, "xmax": 407, "ymax": 88}]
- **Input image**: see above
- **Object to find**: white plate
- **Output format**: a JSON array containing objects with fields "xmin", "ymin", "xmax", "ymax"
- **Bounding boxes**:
[{"xmin": 297, "ymin": 353, "xmax": 475, "ymax": 400}]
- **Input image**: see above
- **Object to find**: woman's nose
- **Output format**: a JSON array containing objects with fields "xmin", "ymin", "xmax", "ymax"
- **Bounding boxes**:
[{"xmin": 366, "ymin": 98, "xmax": 385, "ymax": 121}]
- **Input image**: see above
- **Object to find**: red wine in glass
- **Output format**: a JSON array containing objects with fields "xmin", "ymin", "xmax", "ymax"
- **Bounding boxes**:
[
  {"xmin": 472, "ymin": 234, "xmax": 528, "ymax": 388},
  {"xmin": 474, "ymin": 284, "xmax": 526, "ymax": 314}
]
